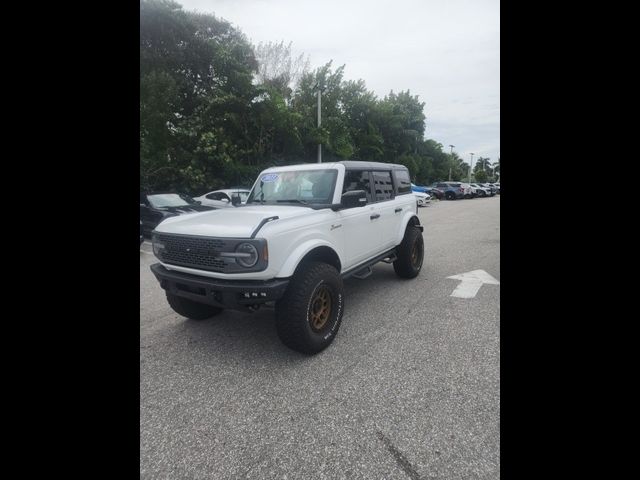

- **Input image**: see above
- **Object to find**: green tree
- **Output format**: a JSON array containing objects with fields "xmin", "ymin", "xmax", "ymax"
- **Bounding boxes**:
[
  {"xmin": 140, "ymin": 0, "xmax": 259, "ymax": 193},
  {"xmin": 474, "ymin": 157, "xmax": 492, "ymax": 177},
  {"xmin": 254, "ymin": 41, "xmax": 310, "ymax": 101},
  {"xmin": 291, "ymin": 62, "xmax": 355, "ymax": 160},
  {"xmin": 140, "ymin": 1, "xmax": 477, "ymax": 193}
]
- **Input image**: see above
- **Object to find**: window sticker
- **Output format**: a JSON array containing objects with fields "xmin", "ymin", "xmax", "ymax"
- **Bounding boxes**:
[{"xmin": 261, "ymin": 173, "xmax": 279, "ymax": 183}]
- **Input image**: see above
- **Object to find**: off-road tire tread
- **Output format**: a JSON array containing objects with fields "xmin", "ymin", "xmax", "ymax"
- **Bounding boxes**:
[
  {"xmin": 393, "ymin": 226, "xmax": 424, "ymax": 279},
  {"xmin": 276, "ymin": 261, "xmax": 344, "ymax": 354}
]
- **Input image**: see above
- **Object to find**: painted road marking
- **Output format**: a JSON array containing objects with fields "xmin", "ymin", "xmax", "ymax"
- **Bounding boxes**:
[{"xmin": 447, "ymin": 270, "xmax": 500, "ymax": 298}]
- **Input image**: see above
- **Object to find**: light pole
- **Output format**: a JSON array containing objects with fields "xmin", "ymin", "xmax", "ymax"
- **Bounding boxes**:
[
  {"xmin": 314, "ymin": 82, "xmax": 322, "ymax": 163},
  {"xmin": 468, "ymin": 152, "xmax": 475, "ymax": 184},
  {"xmin": 449, "ymin": 144, "xmax": 455, "ymax": 181}
]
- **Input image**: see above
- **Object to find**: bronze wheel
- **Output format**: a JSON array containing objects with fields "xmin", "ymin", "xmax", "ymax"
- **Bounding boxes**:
[
  {"xmin": 309, "ymin": 284, "xmax": 332, "ymax": 332},
  {"xmin": 276, "ymin": 262, "xmax": 345, "ymax": 354}
]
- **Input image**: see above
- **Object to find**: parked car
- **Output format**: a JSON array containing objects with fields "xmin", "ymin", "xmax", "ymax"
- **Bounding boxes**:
[
  {"xmin": 425, "ymin": 187, "xmax": 444, "ymax": 200},
  {"xmin": 140, "ymin": 192, "xmax": 215, "ymax": 236},
  {"xmin": 429, "ymin": 182, "xmax": 465, "ymax": 200},
  {"xmin": 494, "ymin": 182, "xmax": 500, "ymax": 193},
  {"xmin": 412, "ymin": 182, "xmax": 444, "ymax": 200},
  {"xmin": 140, "ymin": 220, "xmax": 144, "ymax": 246},
  {"xmin": 470, "ymin": 183, "xmax": 491, "ymax": 197},
  {"xmin": 193, "ymin": 189, "xmax": 251, "ymax": 208},
  {"xmin": 478, "ymin": 183, "xmax": 496, "ymax": 196},
  {"xmin": 460, "ymin": 183, "xmax": 475, "ymax": 199},
  {"xmin": 413, "ymin": 191, "xmax": 431, "ymax": 207},
  {"xmin": 486, "ymin": 183, "xmax": 499, "ymax": 194}
]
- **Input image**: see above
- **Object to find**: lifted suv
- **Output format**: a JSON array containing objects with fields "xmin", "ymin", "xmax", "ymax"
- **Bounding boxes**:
[{"xmin": 150, "ymin": 161, "xmax": 425, "ymax": 354}]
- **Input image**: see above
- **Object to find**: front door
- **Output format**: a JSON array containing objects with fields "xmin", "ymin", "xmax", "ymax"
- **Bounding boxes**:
[{"xmin": 338, "ymin": 169, "xmax": 381, "ymax": 270}]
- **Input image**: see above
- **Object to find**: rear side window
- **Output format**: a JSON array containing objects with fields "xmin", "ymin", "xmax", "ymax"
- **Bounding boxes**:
[
  {"xmin": 343, "ymin": 170, "xmax": 373, "ymax": 203},
  {"xmin": 372, "ymin": 171, "xmax": 394, "ymax": 201},
  {"xmin": 206, "ymin": 192, "xmax": 226, "ymax": 200},
  {"xmin": 394, "ymin": 169, "xmax": 412, "ymax": 195}
]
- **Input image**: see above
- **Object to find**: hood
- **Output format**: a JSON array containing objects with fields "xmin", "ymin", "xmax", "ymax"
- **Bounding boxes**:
[
  {"xmin": 154, "ymin": 204, "xmax": 312, "ymax": 238},
  {"xmin": 157, "ymin": 204, "xmax": 214, "ymax": 215}
]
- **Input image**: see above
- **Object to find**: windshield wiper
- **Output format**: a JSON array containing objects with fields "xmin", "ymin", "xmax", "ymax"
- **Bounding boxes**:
[{"xmin": 276, "ymin": 199, "xmax": 308, "ymax": 205}]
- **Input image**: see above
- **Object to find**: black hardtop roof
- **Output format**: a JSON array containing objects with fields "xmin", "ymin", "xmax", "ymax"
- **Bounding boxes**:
[{"xmin": 339, "ymin": 160, "xmax": 407, "ymax": 171}]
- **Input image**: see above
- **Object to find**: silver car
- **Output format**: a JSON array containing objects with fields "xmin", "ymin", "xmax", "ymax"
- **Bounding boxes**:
[
  {"xmin": 460, "ymin": 183, "xmax": 475, "ymax": 199},
  {"xmin": 193, "ymin": 189, "xmax": 250, "ymax": 208},
  {"xmin": 470, "ymin": 183, "xmax": 491, "ymax": 197}
]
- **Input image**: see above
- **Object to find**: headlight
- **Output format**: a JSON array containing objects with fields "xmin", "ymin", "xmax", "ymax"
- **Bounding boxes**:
[
  {"xmin": 235, "ymin": 242, "xmax": 258, "ymax": 267},
  {"xmin": 152, "ymin": 234, "xmax": 165, "ymax": 256}
]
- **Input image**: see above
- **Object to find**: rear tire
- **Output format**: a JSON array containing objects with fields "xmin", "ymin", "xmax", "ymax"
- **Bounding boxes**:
[
  {"xmin": 275, "ymin": 262, "xmax": 344, "ymax": 354},
  {"xmin": 394, "ymin": 225, "xmax": 424, "ymax": 279},
  {"xmin": 166, "ymin": 293, "xmax": 223, "ymax": 320}
]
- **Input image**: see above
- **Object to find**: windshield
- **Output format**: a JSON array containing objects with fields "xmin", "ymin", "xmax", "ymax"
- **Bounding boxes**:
[
  {"xmin": 247, "ymin": 169, "xmax": 338, "ymax": 205},
  {"xmin": 147, "ymin": 193, "xmax": 197, "ymax": 208}
]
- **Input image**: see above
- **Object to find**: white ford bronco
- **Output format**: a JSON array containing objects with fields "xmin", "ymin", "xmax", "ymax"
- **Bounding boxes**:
[{"xmin": 150, "ymin": 161, "xmax": 424, "ymax": 354}]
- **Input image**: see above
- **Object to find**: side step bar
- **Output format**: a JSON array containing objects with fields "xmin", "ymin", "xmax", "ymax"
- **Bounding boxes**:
[
  {"xmin": 342, "ymin": 249, "xmax": 398, "ymax": 280},
  {"xmin": 352, "ymin": 266, "xmax": 372, "ymax": 280},
  {"xmin": 381, "ymin": 253, "xmax": 398, "ymax": 264}
]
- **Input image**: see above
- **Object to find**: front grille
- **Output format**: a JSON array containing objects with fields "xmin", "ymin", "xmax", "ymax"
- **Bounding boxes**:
[{"xmin": 156, "ymin": 234, "xmax": 229, "ymax": 272}]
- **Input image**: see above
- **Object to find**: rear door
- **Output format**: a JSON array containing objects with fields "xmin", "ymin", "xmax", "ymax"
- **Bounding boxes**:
[
  {"xmin": 371, "ymin": 170, "xmax": 400, "ymax": 249},
  {"xmin": 390, "ymin": 167, "xmax": 416, "ymax": 238}
]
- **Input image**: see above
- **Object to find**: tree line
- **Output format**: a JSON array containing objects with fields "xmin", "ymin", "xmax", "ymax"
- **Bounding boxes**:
[{"xmin": 140, "ymin": 0, "xmax": 498, "ymax": 195}]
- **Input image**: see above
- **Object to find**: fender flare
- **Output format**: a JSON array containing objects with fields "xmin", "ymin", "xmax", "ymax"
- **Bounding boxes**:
[
  {"xmin": 394, "ymin": 213, "xmax": 423, "ymax": 246},
  {"xmin": 277, "ymin": 240, "xmax": 343, "ymax": 278}
]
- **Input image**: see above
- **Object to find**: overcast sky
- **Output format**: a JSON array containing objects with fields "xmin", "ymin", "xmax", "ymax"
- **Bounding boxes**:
[{"xmin": 176, "ymin": 0, "xmax": 500, "ymax": 165}]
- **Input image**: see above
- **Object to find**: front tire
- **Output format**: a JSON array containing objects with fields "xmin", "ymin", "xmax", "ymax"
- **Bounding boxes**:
[
  {"xmin": 276, "ymin": 262, "xmax": 344, "ymax": 354},
  {"xmin": 394, "ymin": 225, "xmax": 424, "ymax": 278},
  {"xmin": 445, "ymin": 191, "xmax": 455, "ymax": 200},
  {"xmin": 166, "ymin": 293, "xmax": 223, "ymax": 320}
]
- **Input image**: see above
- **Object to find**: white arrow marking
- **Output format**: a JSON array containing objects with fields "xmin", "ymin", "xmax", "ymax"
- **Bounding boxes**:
[{"xmin": 447, "ymin": 270, "xmax": 500, "ymax": 298}]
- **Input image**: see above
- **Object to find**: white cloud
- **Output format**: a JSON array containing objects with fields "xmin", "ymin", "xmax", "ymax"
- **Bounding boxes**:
[{"xmin": 175, "ymin": 0, "xmax": 500, "ymax": 162}]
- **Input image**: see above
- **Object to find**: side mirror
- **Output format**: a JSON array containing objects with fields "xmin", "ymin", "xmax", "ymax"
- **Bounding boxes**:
[
  {"xmin": 231, "ymin": 195, "xmax": 241, "ymax": 206},
  {"xmin": 340, "ymin": 190, "xmax": 367, "ymax": 209},
  {"xmin": 139, "ymin": 203, "xmax": 146, "ymax": 208}
]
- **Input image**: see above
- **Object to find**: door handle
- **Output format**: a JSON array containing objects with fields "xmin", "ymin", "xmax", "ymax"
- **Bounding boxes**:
[
  {"xmin": 394, "ymin": 207, "xmax": 403, "ymax": 213},
  {"xmin": 370, "ymin": 213, "xmax": 380, "ymax": 220}
]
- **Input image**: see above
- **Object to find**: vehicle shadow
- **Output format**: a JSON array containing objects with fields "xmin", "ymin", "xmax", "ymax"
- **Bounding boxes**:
[{"xmin": 151, "ymin": 263, "xmax": 405, "ymax": 367}]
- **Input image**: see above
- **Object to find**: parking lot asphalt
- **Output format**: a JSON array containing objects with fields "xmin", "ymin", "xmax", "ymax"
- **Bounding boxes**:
[{"xmin": 140, "ymin": 196, "xmax": 500, "ymax": 479}]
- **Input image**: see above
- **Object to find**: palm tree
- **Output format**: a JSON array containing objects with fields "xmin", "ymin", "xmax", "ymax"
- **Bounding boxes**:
[{"xmin": 474, "ymin": 157, "xmax": 492, "ymax": 177}]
